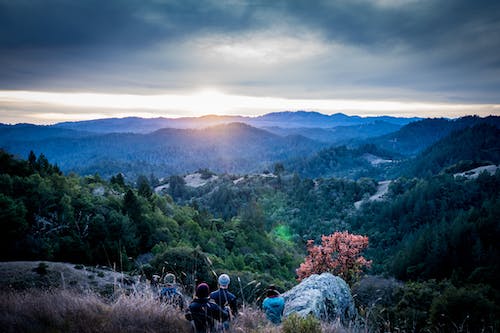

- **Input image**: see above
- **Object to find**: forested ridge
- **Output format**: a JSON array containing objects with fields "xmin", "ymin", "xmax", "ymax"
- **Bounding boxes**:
[
  {"xmin": 1, "ymin": 115, "xmax": 499, "ymax": 181},
  {"xmin": 0, "ymin": 123, "xmax": 326, "ymax": 178},
  {"xmin": 1, "ymin": 121, "xmax": 499, "ymax": 331},
  {"xmin": 368, "ymin": 115, "xmax": 500, "ymax": 156}
]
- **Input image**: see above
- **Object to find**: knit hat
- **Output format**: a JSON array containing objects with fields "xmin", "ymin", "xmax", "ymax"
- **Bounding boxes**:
[
  {"xmin": 164, "ymin": 273, "xmax": 175, "ymax": 284},
  {"xmin": 196, "ymin": 283, "xmax": 210, "ymax": 298},
  {"xmin": 266, "ymin": 288, "xmax": 280, "ymax": 297},
  {"xmin": 218, "ymin": 274, "xmax": 230, "ymax": 288}
]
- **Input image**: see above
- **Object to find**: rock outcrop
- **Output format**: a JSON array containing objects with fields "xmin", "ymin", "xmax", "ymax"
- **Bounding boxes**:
[{"xmin": 282, "ymin": 273, "xmax": 356, "ymax": 322}]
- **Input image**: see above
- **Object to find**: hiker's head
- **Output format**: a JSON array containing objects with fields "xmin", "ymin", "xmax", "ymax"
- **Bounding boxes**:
[
  {"xmin": 266, "ymin": 288, "xmax": 279, "ymax": 297},
  {"xmin": 164, "ymin": 273, "xmax": 175, "ymax": 284},
  {"xmin": 196, "ymin": 283, "xmax": 210, "ymax": 298},
  {"xmin": 218, "ymin": 274, "xmax": 230, "ymax": 289}
]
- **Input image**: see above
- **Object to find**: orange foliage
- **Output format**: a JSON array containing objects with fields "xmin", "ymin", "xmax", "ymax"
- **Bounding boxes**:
[{"xmin": 296, "ymin": 231, "xmax": 371, "ymax": 284}]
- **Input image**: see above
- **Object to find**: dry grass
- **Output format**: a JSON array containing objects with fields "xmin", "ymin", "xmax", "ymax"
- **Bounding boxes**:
[
  {"xmin": 0, "ymin": 288, "xmax": 363, "ymax": 333},
  {"xmin": 104, "ymin": 291, "xmax": 191, "ymax": 333},
  {"xmin": 0, "ymin": 289, "xmax": 191, "ymax": 333},
  {"xmin": 231, "ymin": 306, "xmax": 282, "ymax": 333},
  {"xmin": 1, "ymin": 289, "xmax": 107, "ymax": 333}
]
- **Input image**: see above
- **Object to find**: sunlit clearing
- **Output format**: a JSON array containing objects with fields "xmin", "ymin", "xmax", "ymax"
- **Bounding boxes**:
[{"xmin": 274, "ymin": 225, "xmax": 293, "ymax": 243}]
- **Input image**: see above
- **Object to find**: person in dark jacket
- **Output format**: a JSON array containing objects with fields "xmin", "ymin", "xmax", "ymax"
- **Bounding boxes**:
[
  {"xmin": 185, "ymin": 283, "xmax": 229, "ymax": 333},
  {"xmin": 209, "ymin": 274, "xmax": 238, "ymax": 330},
  {"xmin": 210, "ymin": 274, "xmax": 238, "ymax": 315}
]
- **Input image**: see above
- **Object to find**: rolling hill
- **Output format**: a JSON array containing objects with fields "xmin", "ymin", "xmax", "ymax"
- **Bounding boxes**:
[
  {"xmin": 369, "ymin": 115, "xmax": 500, "ymax": 156},
  {"xmin": 0, "ymin": 122, "xmax": 327, "ymax": 178},
  {"xmin": 406, "ymin": 123, "xmax": 500, "ymax": 177},
  {"xmin": 53, "ymin": 111, "xmax": 419, "ymax": 133},
  {"xmin": 263, "ymin": 120, "xmax": 402, "ymax": 144}
]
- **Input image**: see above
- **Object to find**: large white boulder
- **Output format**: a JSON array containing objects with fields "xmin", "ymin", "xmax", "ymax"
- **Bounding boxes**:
[{"xmin": 282, "ymin": 273, "xmax": 356, "ymax": 322}]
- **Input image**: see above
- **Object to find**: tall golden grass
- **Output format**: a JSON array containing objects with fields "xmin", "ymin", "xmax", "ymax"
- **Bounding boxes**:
[
  {"xmin": 0, "ymin": 288, "xmax": 360, "ymax": 332},
  {"xmin": 0, "ymin": 289, "xmax": 190, "ymax": 333}
]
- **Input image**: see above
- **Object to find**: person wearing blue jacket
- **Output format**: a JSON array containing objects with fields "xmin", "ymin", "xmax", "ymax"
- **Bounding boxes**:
[
  {"xmin": 262, "ymin": 286, "xmax": 285, "ymax": 324},
  {"xmin": 160, "ymin": 273, "xmax": 185, "ymax": 310}
]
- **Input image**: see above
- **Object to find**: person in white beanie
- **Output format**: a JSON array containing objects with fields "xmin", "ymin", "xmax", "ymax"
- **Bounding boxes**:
[{"xmin": 209, "ymin": 273, "xmax": 238, "ymax": 329}]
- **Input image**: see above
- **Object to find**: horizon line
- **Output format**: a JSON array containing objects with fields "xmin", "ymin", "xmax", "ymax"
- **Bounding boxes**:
[
  {"xmin": 2, "ymin": 110, "xmax": 498, "ymax": 127},
  {"xmin": 1, "ymin": 90, "xmax": 499, "ymax": 125}
]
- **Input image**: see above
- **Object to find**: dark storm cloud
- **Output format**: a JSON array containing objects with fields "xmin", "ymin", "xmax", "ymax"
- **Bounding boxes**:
[
  {"xmin": 0, "ymin": 0, "xmax": 271, "ymax": 91},
  {"xmin": 0, "ymin": 0, "xmax": 261, "ymax": 49},
  {"xmin": 280, "ymin": 0, "xmax": 500, "ymax": 49},
  {"xmin": 1, "ymin": 0, "xmax": 500, "ymax": 103},
  {"xmin": 279, "ymin": 1, "xmax": 500, "ymax": 83},
  {"xmin": 4, "ymin": 0, "xmax": 497, "ymax": 51}
]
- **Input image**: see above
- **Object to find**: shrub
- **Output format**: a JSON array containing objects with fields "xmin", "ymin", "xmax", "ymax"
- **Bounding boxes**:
[
  {"xmin": 232, "ymin": 307, "xmax": 280, "ymax": 333},
  {"xmin": 297, "ymin": 231, "xmax": 371, "ymax": 285},
  {"xmin": 152, "ymin": 246, "xmax": 213, "ymax": 293},
  {"xmin": 282, "ymin": 313, "xmax": 322, "ymax": 333},
  {"xmin": 33, "ymin": 262, "xmax": 48, "ymax": 275},
  {"xmin": 430, "ymin": 285, "xmax": 499, "ymax": 332},
  {"xmin": 388, "ymin": 280, "xmax": 443, "ymax": 333},
  {"xmin": 352, "ymin": 275, "xmax": 402, "ymax": 332}
]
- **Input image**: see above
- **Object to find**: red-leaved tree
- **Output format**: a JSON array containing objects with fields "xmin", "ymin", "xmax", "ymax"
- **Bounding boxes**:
[{"xmin": 296, "ymin": 231, "xmax": 371, "ymax": 285}]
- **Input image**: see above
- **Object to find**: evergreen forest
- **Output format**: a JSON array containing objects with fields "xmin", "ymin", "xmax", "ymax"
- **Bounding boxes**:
[{"xmin": 1, "ymin": 120, "xmax": 499, "ymax": 332}]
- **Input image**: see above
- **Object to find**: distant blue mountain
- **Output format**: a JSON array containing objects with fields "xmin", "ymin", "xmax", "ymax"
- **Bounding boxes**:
[
  {"xmin": 0, "ymin": 122, "xmax": 326, "ymax": 179},
  {"xmin": 53, "ymin": 111, "xmax": 420, "ymax": 133},
  {"xmin": 54, "ymin": 115, "xmax": 246, "ymax": 133},
  {"xmin": 264, "ymin": 120, "xmax": 402, "ymax": 144},
  {"xmin": 253, "ymin": 111, "xmax": 418, "ymax": 128},
  {"xmin": 0, "ymin": 123, "xmax": 92, "ymax": 141},
  {"xmin": 1, "ymin": 114, "xmax": 498, "ymax": 180}
]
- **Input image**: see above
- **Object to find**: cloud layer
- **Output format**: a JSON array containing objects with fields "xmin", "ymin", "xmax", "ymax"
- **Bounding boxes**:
[{"xmin": 1, "ymin": 0, "xmax": 500, "ymax": 122}]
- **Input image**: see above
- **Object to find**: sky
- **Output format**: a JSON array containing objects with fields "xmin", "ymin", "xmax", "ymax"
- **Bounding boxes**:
[{"xmin": 1, "ymin": 0, "xmax": 500, "ymax": 124}]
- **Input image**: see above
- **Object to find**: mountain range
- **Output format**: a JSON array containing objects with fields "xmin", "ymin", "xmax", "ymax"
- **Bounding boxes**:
[
  {"xmin": 0, "ymin": 122, "xmax": 326, "ymax": 178},
  {"xmin": 54, "ymin": 111, "xmax": 420, "ymax": 133},
  {"xmin": 1, "ymin": 112, "xmax": 499, "ymax": 180}
]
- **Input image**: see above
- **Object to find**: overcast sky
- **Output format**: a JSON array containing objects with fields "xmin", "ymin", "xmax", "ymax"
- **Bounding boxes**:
[{"xmin": 1, "ymin": 0, "xmax": 499, "ymax": 124}]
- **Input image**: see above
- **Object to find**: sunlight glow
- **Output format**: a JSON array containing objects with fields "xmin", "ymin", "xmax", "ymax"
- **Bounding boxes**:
[
  {"xmin": 1, "ymin": 89, "xmax": 499, "ymax": 124},
  {"xmin": 204, "ymin": 32, "xmax": 328, "ymax": 65}
]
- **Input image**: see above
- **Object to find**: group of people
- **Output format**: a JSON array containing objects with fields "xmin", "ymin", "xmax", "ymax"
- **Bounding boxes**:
[{"xmin": 157, "ymin": 272, "xmax": 285, "ymax": 333}]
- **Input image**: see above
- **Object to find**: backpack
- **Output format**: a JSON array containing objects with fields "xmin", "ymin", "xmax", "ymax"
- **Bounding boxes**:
[
  {"xmin": 160, "ymin": 286, "xmax": 184, "ymax": 309},
  {"xmin": 186, "ymin": 302, "xmax": 216, "ymax": 333},
  {"xmin": 160, "ymin": 286, "xmax": 176, "ymax": 299}
]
